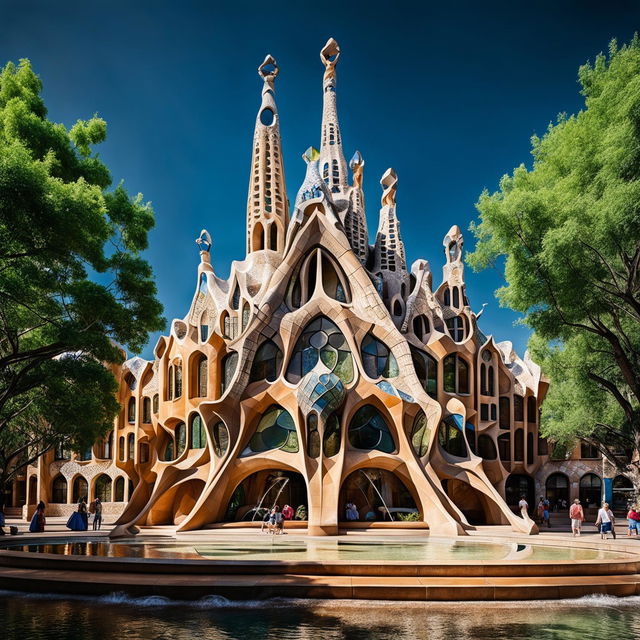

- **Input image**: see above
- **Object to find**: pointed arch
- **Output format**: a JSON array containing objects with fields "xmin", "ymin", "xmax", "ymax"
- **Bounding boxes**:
[
  {"xmin": 252, "ymin": 222, "xmax": 264, "ymax": 251},
  {"xmin": 361, "ymin": 333, "xmax": 399, "ymax": 379}
]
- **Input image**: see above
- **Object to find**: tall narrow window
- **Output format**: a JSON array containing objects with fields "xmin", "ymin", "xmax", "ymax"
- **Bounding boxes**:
[
  {"xmin": 444, "ymin": 289, "xmax": 450, "ymax": 306},
  {"xmin": 438, "ymin": 416, "xmax": 467, "ymax": 458},
  {"xmin": 142, "ymin": 397, "xmax": 151, "ymax": 424},
  {"xmin": 190, "ymin": 414, "xmax": 206, "ymax": 449},
  {"xmin": 221, "ymin": 352, "xmax": 238, "ymax": 395},
  {"xmin": 114, "ymin": 477, "xmax": 125, "ymax": 502},
  {"xmin": 452, "ymin": 287, "xmax": 460, "ymax": 308},
  {"xmin": 174, "ymin": 362, "xmax": 183, "ymax": 399},
  {"xmin": 197, "ymin": 355, "xmax": 208, "ymax": 397},
  {"xmin": 488, "ymin": 366, "xmax": 495, "ymax": 396},
  {"xmin": 200, "ymin": 310, "xmax": 209, "ymax": 343},
  {"xmin": 127, "ymin": 433, "xmax": 135, "ymax": 460},
  {"xmin": 139, "ymin": 443, "xmax": 150, "ymax": 463},
  {"xmin": 323, "ymin": 412, "xmax": 341, "ymax": 457},
  {"xmin": 175, "ymin": 422, "xmax": 186, "ymax": 457},
  {"xmin": 127, "ymin": 397, "xmax": 136, "ymax": 424},
  {"xmin": 498, "ymin": 433, "xmax": 510, "ymax": 461},
  {"xmin": 480, "ymin": 363, "xmax": 487, "ymax": 395},
  {"xmin": 212, "ymin": 421, "xmax": 229, "ymax": 457},
  {"xmin": 152, "ymin": 394, "xmax": 159, "ymax": 415},
  {"xmin": 118, "ymin": 436, "xmax": 125, "ymax": 461},
  {"xmin": 443, "ymin": 354, "xmax": 469, "ymax": 394},
  {"xmin": 411, "ymin": 346, "xmax": 438, "ymax": 396},
  {"xmin": 514, "ymin": 429, "xmax": 524, "ymax": 461},
  {"xmin": 94, "ymin": 474, "xmax": 112, "ymax": 502},
  {"xmin": 527, "ymin": 396, "xmax": 537, "ymax": 423},
  {"xmin": 527, "ymin": 432, "xmax": 534, "ymax": 465},
  {"xmin": 231, "ymin": 284, "xmax": 240, "ymax": 310},
  {"xmin": 307, "ymin": 413, "xmax": 320, "ymax": 458},
  {"xmin": 242, "ymin": 303, "xmax": 250, "ymax": 331},
  {"xmin": 514, "ymin": 395, "xmax": 524, "ymax": 421},
  {"xmin": 499, "ymin": 397, "xmax": 510, "ymax": 429},
  {"xmin": 269, "ymin": 223, "xmax": 278, "ymax": 250},
  {"xmin": 168, "ymin": 365, "xmax": 174, "ymax": 401}
]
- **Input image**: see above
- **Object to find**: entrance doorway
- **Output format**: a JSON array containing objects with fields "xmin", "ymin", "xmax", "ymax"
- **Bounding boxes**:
[
  {"xmin": 226, "ymin": 470, "xmax": 307, "ymax": 522},
  {"xmin": 545, "ymin": 473, "xmax": 569, "ymax": 510},
  {"xmin": 505, "ymin": 474, "xmax": 534, "ymax": 514},
  {"xmin": 339, "ymin": 468, "xmax": 418, "ymax": 522}
]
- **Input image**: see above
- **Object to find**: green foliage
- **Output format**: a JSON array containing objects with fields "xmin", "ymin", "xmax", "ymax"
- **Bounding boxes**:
[
  {"xmin": 0, "ymin": 59, "xmax": 165, "ymax": 487},
  {"xmin": 396, "ymin": 511, "xmax": 421, "ymax": 522},
  {"xmin": 468, "ymin": 37, "xmax": 640, "ymax": 480}
]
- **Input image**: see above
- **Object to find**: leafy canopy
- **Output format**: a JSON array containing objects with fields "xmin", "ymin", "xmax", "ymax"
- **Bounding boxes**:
[
  {"xmin": 0, "ymin": 59, "xmax": 164, "ymax": 484},
  {"xmin": 468, "ymin": 37, "xmax": 640, "ymax": 476}
]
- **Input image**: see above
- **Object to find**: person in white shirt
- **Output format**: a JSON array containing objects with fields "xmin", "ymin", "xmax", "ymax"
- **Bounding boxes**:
[
  {"xmin": 595, "ymin": 501, "xmax": 616, "ymax": 540},
  {"xmin": 518, "ymin": 496, "xmax": 529, "ymax": 517}
]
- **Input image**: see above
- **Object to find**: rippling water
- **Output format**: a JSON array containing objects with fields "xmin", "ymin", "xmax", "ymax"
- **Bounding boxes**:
[{"xmin": 3, "ymin": 592, "xmax": 640, "ymax": 640}]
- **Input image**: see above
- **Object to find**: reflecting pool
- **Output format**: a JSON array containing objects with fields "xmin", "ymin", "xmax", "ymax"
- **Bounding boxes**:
[
  {"xmin": 1, "ymin": 536, "xmax": 629, "ymax": 562},
  {"xmin": 2, "ymin": 591, "xmax": 640, "ymax": 640}
]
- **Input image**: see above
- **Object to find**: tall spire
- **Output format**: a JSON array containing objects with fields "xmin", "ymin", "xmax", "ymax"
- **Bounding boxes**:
[
  {"xmin": 373, "ymin": 168, "xmax": 407, "ymax": 274},
  {"xmin": 246, "ymin": 55, "xmax": 289, "ymax": 255},
  {"xmin": 318, "ymin": 38, "xmax": 348, "ymax": 198},
  {"xmin": 345, "ymin": 150, "xmax": 368, "ymax": 263}
]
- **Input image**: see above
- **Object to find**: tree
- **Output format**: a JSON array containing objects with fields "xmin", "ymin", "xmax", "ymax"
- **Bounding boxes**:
[
  {"xmin": 467, "ymin": 37, "xmax": 640, "ymax": 487},
  {"xmin": 0, "ymin": 59, "xmax": 164, "ymax": 500}
]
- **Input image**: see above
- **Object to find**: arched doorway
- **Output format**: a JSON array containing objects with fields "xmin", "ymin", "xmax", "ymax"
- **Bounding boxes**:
[
  {"xmin": 72, "ymin": 476, "xmax": 88, "ymax": 503},
  {"xmin": 505, "ymin": 474, "xmax": 534, "ymax": 514},
  {"xmin": 612, "ymin": 475, "xmax": 634, "ymax": 511},
  {"xmin": 225, "ymin": 470, "xmax": 307, "ymax": 522},
  {"xmin": 545, "ymin": 473, "xmax": 569, "ymax": 510},
  {"xmin": 442, "ymin": 478, "xmax": 492, "ymax": 525},
  {"xmin": 28, "ymin": 476, "xmax": 38, "ymax": 505},
  {"xmin": 339, "ymin": 468, "xmax": 418, "ymax": 522},
  {"xmin": 579, "ymin": 473, "xmax": 602, "ymax": 509}
]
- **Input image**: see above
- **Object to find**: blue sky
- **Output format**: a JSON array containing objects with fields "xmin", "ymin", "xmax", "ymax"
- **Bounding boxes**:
[{"xmin": 2, "ymin": 1, "xmax": 639, "ymax": 359}]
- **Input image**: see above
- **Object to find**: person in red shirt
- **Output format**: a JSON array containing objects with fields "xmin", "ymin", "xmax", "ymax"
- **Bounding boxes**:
[
  {"xmin": 569, "ymin": 499, "xmax": 584, "ymax": 537},
  {"xmin": 627, "ymin": 505, "xmax": 640, "ymax": 537},
  {"xmin": 282, "ymin": 504, "xmax": 294, "ymax": 520}
]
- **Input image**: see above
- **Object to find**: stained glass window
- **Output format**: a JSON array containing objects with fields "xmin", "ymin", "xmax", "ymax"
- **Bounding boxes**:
[
  {"xmin": 307, "ymin": 413, "xmax": 320, "ymax": 458},
  {"xmin": 242, "ymin": 405, "xmax": 298, "ymax": 455},
  {"xmin": 408, "ymin": 411, "xmax": 430, "ymax": 457},
  {"xmin": 348, "ymin": 405, "xmax": 395, "ymax": 453},
  {"xmin": 323, "ymin": 412, "xmax": 341, "ymax": 457},
  {"xmin": 249, "ymin": 340, "xmax": 283, "ymax": 383},
  {"xmin": 286, "ymin": 317, "xmax": 353, "ymax": 384},
  {"xmin": 361, "ymin": 333, "xmax": 399, "ymax": 379}
]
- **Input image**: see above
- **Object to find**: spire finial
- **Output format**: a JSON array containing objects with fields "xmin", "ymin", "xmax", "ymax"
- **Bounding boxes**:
[
  {"xmin": 350, "ymin": 151, "xmax": 364, "ymax": 189},
  {"xmin": 258, "ymin": 54, "xmax": 279, "ymax": 92},
  {"xmin": 380, "ymin": 168, "xmax": 398, "ymax": 207},
  {"xmin": 320, "ymin": 38, "xmax": 340, "ymax": 75}
]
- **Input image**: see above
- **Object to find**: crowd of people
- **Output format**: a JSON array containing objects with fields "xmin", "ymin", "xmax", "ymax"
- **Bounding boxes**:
[{"xmin": 519, "ymin": 494, "xmax": 640, "ymax": 540}]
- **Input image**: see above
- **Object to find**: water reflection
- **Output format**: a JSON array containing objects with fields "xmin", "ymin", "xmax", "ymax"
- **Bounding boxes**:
[
  {"xmin": 2, "ymin": 593, "xmax": 640, "ymax": 640},
  {"xmin": 2, "ymin": 537, "xmax": 628, "ymax": 562}
]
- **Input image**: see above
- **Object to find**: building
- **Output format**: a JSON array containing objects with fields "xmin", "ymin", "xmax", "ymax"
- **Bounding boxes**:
[{"xmin": 8, "ymin": 40, "xmax": 571, "ymax": 535}]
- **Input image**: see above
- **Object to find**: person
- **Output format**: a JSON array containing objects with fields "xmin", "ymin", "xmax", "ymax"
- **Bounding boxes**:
[
  {"xmin": 569, "ymin": 498, "xmax": 584, "ymax": 537},
  {"xmin": 282, "ymin": 504, "xmax": 294, "ymax": 520},
  {"xmin": 29, "ymin": 501, "xmax": 46, "ymax": 533},
  {"xmin": 67, "ymin": 500, "xmax": 88, "ymax": 531},
  {"xmin": 365, "ymin": 508, "xmax": 376, "ymax": 521},
  {"xmin": 518, "ymin": 495, "xmax": 529, "ymax": 518},
  {"xmin": 562, "ymin": 498, "xmax": 568, "ymax": 510},
  {"xmin": 92, "ymin": 497, "xmax": 102, "ymax": 531},
  {"xmin": 536, "ymin": 498, "xmax": 545, "ymax": 523},
  {"xmin": 260, "ymin": 509, "xmax": 271, "ymax": 532},
  {"xmin": 345, "ymin": 502, "xmax": 359, "ymax": 521},
  {"xmin": 78, "ymin": 498, "xmax": 89, "ymax": 529},
  {"xmin": 595, "ymin": 501, "xmax": 616, "ymax": 540},
  {"xmin": 269, "ymin": 506, "xmax": 284, "ymax": 534},
  {"xmin": 542, "ymin": 497, "xmax": 551, "ymax": 527},
  {"xmin": 627, "ymin": 504, "xmax": 640, "ymax": 537}
]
